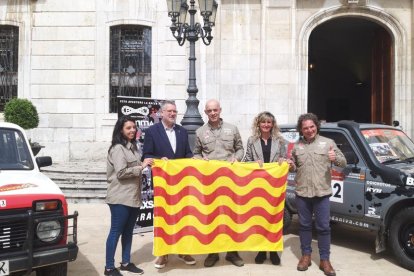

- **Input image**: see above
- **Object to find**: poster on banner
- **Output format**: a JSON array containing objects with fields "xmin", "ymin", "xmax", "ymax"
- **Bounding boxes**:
[{"xmin": 117, "ymin": 96, "xmax": 164, "ymax": 233}]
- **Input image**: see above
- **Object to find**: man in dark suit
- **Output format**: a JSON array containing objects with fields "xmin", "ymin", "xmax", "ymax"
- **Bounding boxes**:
[
  {"xmin": 142, "ymin": 100, "xmax": 195, "ymax": 269},
  {"xmin": 143, "ymin": 100, "xmax": 192, "ymax": 160}
]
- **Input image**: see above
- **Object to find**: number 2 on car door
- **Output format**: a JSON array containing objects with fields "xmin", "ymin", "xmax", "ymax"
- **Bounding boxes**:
[{"xmin": 330, "ymin": 180, "xmax": 343, "ymax": 203}]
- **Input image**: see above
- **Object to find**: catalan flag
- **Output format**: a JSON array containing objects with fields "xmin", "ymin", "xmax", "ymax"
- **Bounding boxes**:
[{"xmin": 152, "ymin": 159, "xmax": 288, "ymax": 256}]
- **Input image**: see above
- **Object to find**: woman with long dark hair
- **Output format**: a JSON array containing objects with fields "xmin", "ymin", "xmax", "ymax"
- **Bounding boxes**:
[{"xmin": 105, "ymin": 116, "xmax": 154, "ymax": 276}]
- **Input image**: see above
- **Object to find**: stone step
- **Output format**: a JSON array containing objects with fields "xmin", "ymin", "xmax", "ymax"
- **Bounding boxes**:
[
  {"xmin": 44, "ymin": 172, "xmax": 106, "ymax": 180},
  {"xmin": 57, "ymin": 183, "xmax": 107, "ymax": 189},
  {"xmin": 42, "ymin": 163, "xmax": 108, "ymax": 203},
  {"xmin": 41, "ymin": 162, "xmax": 106, "ymax": 175},
  {"xmin": 61, "ymin": 188, "xmax": 107, "ymax": 204},
  {"xmin": 49, "ymin": 177, "xmax": 107, "ymax": 186}
]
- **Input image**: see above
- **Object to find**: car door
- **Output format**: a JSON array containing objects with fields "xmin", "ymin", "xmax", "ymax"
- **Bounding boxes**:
[{"xmin": 321, "ymin": 130, "xmax": 367, "ymax": 219}]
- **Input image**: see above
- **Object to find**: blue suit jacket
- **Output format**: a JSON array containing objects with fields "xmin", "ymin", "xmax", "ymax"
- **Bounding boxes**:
[{"xmin": 142, "ymin": 122, "xmax": 193, "ymax": 159}]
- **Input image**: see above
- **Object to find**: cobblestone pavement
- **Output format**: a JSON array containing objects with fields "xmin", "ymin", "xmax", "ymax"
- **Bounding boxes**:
[{"xmin": 68, "ymin": 203, "xmax": 412, "ymax": 276}]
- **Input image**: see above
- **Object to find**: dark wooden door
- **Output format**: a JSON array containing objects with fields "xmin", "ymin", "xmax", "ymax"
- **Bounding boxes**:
[{"xmin": 371, "ymin": 28, "xmax": 392, "ymax": 124}]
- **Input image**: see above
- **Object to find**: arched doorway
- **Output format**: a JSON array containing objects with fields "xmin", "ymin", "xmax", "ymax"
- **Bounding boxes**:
[{"xmin": 307, "ymin": 17, "xmax": 392, "ymax": 124}]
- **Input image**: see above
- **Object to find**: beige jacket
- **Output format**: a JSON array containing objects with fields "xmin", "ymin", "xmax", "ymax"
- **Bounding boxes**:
[
  {"xmin": 243, "ymin": 136, "xmax": 287, "ymax": 162},
  {"xmin": 106, "ymin": 142, "xmax": 144, "ymax": 207},
  {"xmin": 193, "ymin": 120, "xmax": 244, "ymax": 161},
  {"xmin": 291, "ymin": 134, "xmax": 346, "ymax": 198}
]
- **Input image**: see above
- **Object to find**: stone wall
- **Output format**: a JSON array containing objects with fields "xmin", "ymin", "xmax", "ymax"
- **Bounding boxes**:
[{"xmin": 0, "ymin": 0, "xmax": 412, "ymax": 161}]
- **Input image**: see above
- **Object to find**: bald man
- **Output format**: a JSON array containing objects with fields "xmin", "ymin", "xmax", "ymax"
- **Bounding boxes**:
[{"xmin": 193, "ymin": 99, "xmax": 244, "ymax": 267}]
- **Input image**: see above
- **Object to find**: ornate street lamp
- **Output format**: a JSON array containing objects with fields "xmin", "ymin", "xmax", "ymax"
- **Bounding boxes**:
[{"xmin": 166, "ymin": 0, "xmax": 218, "ymax": 148}]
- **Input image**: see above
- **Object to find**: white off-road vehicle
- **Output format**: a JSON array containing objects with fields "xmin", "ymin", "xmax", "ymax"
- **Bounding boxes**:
[{"xmin": 0, "ymin": 122, "xmax": 78, "ymax": 276}]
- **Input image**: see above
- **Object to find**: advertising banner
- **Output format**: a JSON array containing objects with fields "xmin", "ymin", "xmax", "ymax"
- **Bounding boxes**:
[{"xmin": 117, "ymin": 96, "xmax": 164, "ymax": 233}]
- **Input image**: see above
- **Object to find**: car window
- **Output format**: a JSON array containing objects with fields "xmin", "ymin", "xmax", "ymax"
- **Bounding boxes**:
[
  {"xmin": 0, "ymin": 128, "xmax": 34, "ymax": 170},
  {"xmin": 320, "ymin": 131, "xmax": 358, "ymax": 164}
]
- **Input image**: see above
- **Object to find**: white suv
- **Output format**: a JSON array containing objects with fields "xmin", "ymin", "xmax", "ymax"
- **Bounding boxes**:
[{"xmin": 0, "ymin": 122, "xmax": 78, "ymax": 276}]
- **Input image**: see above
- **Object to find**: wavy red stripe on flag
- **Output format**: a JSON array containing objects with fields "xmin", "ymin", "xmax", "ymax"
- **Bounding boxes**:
[
  {"xmin": 154, "ymin": 206, "xmax": 284, "ymax": 225},
  {"xmin": 152, "ymin": 166, "xmax": 285, "ymax": 187},
  {"xmin": 154, "ymin": 225, "xmax": 283, "ymax": 245},
  {"xmin": 154, "ymin": 186, "xmax": 285, "ymax": 206}
]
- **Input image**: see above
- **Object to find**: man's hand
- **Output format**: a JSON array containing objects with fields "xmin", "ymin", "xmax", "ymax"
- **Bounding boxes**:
[
  {"xmin": 286, "ymin": 158, "xmax": 295, "ymax": 170},
  {"xmin": 278, "ymin": 158, "xmax": 295, "ymax": 170},
  {"xmin": 328, "ymin": 145, "xmax": 336, "ymax": 162}
]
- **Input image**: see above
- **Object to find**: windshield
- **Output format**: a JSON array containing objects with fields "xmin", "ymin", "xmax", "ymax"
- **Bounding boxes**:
[
  {"xmin": 361, "ymin": 128, "xmax": 414, "ymax": 164},
  {"xmin": 0, "ymin": 128, "xmax": 34, "ymax": 170}
]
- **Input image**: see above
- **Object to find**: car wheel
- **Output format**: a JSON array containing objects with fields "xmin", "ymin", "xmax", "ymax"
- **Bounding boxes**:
[
  {"xmin": 36, "ymin": 263, "xmax": 67, "ymax": 276},
  {"xmin": 283, "ymin": 208, "xmax": 292, "ymax": 234},
  {"xmin": 389, "ymin": 207, "xmax": 414, "ymax": 271}
]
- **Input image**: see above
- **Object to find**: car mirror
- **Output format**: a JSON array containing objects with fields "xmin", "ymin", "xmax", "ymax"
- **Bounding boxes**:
[
  {"xmin": 36, "ymin": 156, "xmax": 52, "ymax": 168},
  {"xmin": 344, "ymin": 151, "xmax": 359, "ymax": 165}
]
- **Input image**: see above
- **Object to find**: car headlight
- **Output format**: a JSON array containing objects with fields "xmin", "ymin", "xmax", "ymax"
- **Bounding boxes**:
[{"xmin": 36, "ymin": 220, "xmax": 63, "ymax": 243}]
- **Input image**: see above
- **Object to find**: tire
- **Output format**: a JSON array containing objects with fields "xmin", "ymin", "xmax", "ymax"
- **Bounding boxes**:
[
  {"xmin": 389, "ymin": 207, "xmax": 414, "ymax": 272},
  {"xmin": 283, "ymin": 208, "xmax": 292, "ymax": 234},
  {"xmin": 36, "ymin": 263, "xmax": 67, "ymax": 276}
]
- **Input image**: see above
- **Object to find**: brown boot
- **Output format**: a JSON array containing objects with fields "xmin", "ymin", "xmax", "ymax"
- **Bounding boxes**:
[
  {"xmin": 319, "ymin": 260, "xmax": 336, "ymax": 276},
  {"xmin": 297, "ymin": 255, "xmax": 311, "ymax": 271}
]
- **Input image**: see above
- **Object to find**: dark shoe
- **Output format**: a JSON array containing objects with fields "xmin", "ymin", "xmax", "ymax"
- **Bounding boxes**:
[
  {"xmin": 204, "ymin": 253, "xmax": 219, "ymax": 267},
  {"xmin": 319, "ymin": 260, "xmax": 336, "ymax": 276},
  {"xmin": 297, "ymin": 255, "xmax": 311, "ymax": 271},
  {"xmin": 178, "ymin": 254, "xmax": 196, "ymax": 265},
  {"xmin": 104, "ymin": 268, "xmax": 123, "ymax": 276},
  {"xmin": 225, "ymin": 251, "xmax": 244, "ymax": 267},
  {"xmin": 254, "ymin": 251, "xmax": 267, "ymax": 264},
  {"xmin": 120, "ymin": 263, "xmax": 144, "ymax": 275},
  {"xmin": 269, "ymin": 252, "xmax": 280, "ymax": 265}
]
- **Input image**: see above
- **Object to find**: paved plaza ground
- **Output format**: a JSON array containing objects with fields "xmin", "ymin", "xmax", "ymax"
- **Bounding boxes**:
[{"xmin": 66, "ymin": 203, "xmax": 412, "ymax": 276}]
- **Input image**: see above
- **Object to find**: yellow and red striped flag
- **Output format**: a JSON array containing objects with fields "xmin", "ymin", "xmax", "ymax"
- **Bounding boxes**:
[{"xmin": 152, "ymin": 159, "xmax": 288, "ymax": 256}]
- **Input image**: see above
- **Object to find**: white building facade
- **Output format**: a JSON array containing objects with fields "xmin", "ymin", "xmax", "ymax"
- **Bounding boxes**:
[{"xmin": 0, "ymin": 0, "xmax": 412, "ymax": 161}]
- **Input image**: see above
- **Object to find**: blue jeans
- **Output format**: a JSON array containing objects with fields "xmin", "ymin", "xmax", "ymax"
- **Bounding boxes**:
[
  {"xmin": 296, "ymin": 195, "xmax": 331, "ymax": 260},
  {"xmin": 105, "ymin": 204, "xmax": 140, "ymax": 269}
]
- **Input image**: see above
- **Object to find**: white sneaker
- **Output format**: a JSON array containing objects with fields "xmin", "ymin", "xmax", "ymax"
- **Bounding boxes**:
[{"xmin": 154, "ymin": 255, "xmax": 168, "ymax": 269}]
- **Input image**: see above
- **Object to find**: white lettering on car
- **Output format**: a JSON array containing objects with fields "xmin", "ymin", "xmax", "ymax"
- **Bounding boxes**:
[
  {"xmin": 365, "ymin": 207, "xmax": 381, "ymax": 218},
  {"xmin": 366, "ymin": 187, "xmax": 382, "ymax": 193},
  {"xmin": 331, "ymin": 215, "xmax": 370, "ymax": 228},
  {"xmin": 366, "ymin": 180, "xmax": 392, "ymax": 187},
  {"xmin": 406, "ymin": 177, "xmax": 414, "ymax": 186}
]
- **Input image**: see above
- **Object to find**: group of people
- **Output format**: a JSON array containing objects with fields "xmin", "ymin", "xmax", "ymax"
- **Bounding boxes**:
[{"xmin": 103, "ymin": 99, "xmax": 346, "ymax": 276}]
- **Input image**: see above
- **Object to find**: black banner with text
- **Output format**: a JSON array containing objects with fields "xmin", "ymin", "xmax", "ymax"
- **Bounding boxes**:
[{"xmin": 117, "ymin": 96, "xmax": 164, "ymax": 233}]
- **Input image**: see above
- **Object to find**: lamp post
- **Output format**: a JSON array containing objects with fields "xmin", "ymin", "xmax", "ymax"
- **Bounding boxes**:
[{"xmin": 166, "ymin": 0, "xmax": 218, "ymax": 148}]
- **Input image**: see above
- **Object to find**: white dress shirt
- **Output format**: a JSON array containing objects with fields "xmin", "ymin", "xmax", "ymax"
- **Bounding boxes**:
[{"xmin": 162, "ymin": 122, "xmax": 176, "ymax": 153}]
